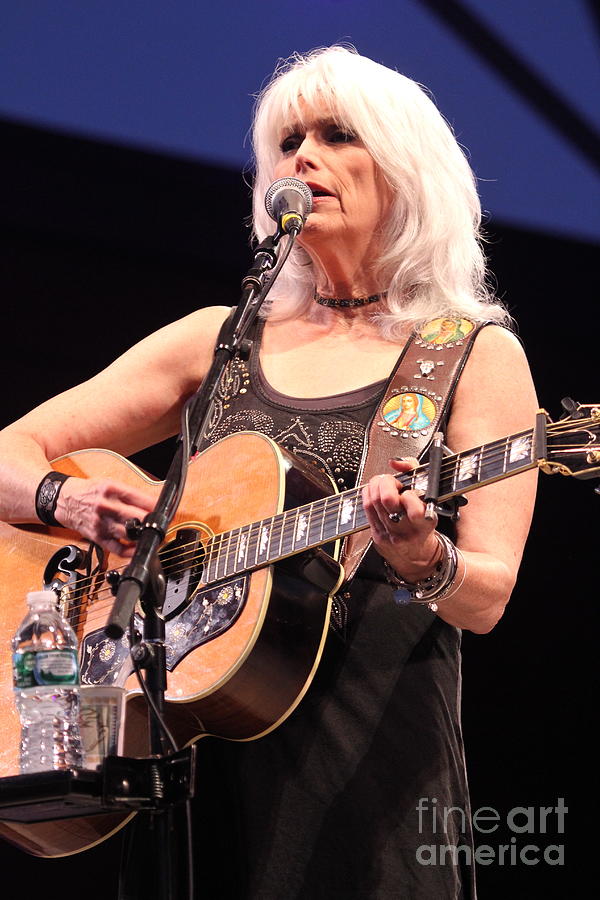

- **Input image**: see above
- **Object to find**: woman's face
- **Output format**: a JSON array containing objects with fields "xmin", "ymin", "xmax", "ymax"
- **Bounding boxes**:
[{"xmin": 272, "ymin": 102, "xmax": 393, "ymax": 253}]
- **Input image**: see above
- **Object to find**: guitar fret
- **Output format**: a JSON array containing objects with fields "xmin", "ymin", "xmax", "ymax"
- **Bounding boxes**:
[
  {"xmin": 281, "ymin": 510, "xmax": 295, "ymax": 557},
  {"xmin": 285, "ymin": 508, "xmax": 297, "ymax": 555},
  {"xmin": 214, "ymin": 533, "xmax": 226, "ymax": 581},
  {"xmin": 330, "ymin": 496, "xmax": 341, "ymax": 536},
  {"xmin": 265, "ymin": 518, "xmax": 274, "ymax": 559},
  {"xmin": 238, "ymin": 524, "xmax": 250, "ymax": 570},
  {"xmin": 452, "ymin": 448, "xmax": 482, "ymax": 493},
  {"xmin": 307, "ymin": 500, "xmax": 323, "ymax": 546},
  {"xmin": 353, "ymin": 490, "xmax": 368, "ymax": 530},
  {"xmin": 479, "ymin": 442, "xmax": 501, "ymax": 485},
  {"xmin": 255, "ymin": 518, "xmax": 272, "ymax": 563},
  {"xmin": 209, "ymin": 537, "xmax": 223, "ymax": 583},
  {"xmin": 411, "ymin": 469, "xmax": 428, "ymax": 494},
  {"xmin": 294, "ymin": 507, "xmax": 310, "ymax": 548},
  {"xmin": 304, "ymin": 504, "xmax": 313, "ymax": 548},
  {"xmin": 452, "ymin": 453, "xmax": 460, "ymax": 492},
  {"xmin": 506, "ymin": 432, "xmax": 534, "ymax": 471},
  {"xmin": 223, "ymin": 528, "xmax": 234, "ymax": 578},
  {"xmin": 351, "ymin": 488, "xmax": 359, "ymax": 531},
  {"xmin": 319, "ymin": 497, "xmax": 328, "ymax": 543},
  {"xmin": 232, "ymin": 527, "xmax": 242, "ymax": 574},
  {"xmin": 273, "ymin": 513, "xmax": 284, "ymax": 560},
  {"xmin": 203, "ymin": 539, "xmax": 216, "ymax": 583},
  {"xmin": 252, "ymin": 519, "xmax": 262, "ymax": 566},
  {"xmin": 337, "ymin": 490, "xmax": 358, "ymax": 535},
  {"xmin": 503, "ymin": 436, "xmax": 510, "ymax": 475},
  {"xmin": 248, "ymin": 522, "xmax": 260, "ymax": 567}
]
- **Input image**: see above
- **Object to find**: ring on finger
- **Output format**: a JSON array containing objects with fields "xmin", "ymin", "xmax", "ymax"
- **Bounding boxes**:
[{"xmin": 388, "ymin": 511, "xmax": 403, "ymax": 523}]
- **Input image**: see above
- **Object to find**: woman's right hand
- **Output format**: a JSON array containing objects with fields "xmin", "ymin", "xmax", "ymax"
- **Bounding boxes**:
[{"xmin": 55, "ymin": 477, "xmax": 157, "ymax": 557}]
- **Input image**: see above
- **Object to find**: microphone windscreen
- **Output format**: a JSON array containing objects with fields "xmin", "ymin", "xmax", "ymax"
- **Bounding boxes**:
[{"xmin": 265, "ymin": 178, "xmax": 313, "ymax": 223}]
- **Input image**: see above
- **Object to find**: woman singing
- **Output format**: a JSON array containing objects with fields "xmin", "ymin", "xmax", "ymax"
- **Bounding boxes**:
[{"xmin": 0, "ymin": 46, "xmax": 537, "ymax": 898}]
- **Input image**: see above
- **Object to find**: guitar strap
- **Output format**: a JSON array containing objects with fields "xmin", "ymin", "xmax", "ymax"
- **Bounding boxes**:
[{"xmin": 339, "ymin": 316, "xmax": 488, "ymax": 585}]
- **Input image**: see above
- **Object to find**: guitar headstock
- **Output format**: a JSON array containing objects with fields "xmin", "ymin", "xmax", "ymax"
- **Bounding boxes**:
[{"xmin": 542, "ymin": 400, "xmax": 600, "ymax": 481}]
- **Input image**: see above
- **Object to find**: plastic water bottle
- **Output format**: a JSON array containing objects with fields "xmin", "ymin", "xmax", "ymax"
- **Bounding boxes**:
[{"xmin": 12, "ymin": 590, "xmax": 84, "ymax": 773}]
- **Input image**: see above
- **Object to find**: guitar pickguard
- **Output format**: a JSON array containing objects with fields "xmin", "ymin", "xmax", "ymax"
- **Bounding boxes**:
[
  {"xmin": 164, "ymin": 576, "xmax": 248, "ymax": 671},
  {"xmin": 80, "ymin": 615, "xmax": 142, "ymax": 686},
  {"xmin": 80, "ymin": 576, "xmax": 249, "ymax": 684}
]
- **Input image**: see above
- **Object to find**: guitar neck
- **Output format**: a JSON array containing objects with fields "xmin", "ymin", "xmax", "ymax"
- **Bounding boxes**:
[{"xmin": 203, "ymin": 426, "xmax": 538, "ymax": 583}]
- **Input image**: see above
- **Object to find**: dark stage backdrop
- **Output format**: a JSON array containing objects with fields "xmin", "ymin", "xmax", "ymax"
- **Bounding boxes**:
[{"xmin": 0, "ymin": 121, "xmax": 597, "ymax": 899}]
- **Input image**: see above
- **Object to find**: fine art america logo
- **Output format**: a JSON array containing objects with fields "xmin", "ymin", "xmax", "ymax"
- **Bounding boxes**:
[{"xmin": 415, "ymin": 797, "xmax": 567, "ymax": 867}]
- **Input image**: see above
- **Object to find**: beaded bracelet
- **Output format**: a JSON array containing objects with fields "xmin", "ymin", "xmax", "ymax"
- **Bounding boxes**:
[
  {"xmin": 383, "ymin": 532, "xmax": 462, "ymax": 612},
  {"xmin": 35, "ymin": 471, "xmax": 70, "ymax": 526}
]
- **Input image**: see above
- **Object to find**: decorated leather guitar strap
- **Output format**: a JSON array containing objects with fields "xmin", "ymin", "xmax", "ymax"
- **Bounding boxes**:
[{"xmin": 340, "ymin": 316, "xmax": 488, "ymax": 585}]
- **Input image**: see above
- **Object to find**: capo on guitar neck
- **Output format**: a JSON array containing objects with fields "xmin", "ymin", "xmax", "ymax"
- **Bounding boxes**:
[
  {"xmin": 422, "ymin": 431, "xmax": 467, "ymax": 522},
  {"xmin": 424, "ymin": 431, "xmax": 444, "ymax": 520}
]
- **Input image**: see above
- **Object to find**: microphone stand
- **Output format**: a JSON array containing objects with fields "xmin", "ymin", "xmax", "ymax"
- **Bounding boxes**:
[{"xmin": 104, "ymin": 223, "xmax": 297, "ymax": 899}]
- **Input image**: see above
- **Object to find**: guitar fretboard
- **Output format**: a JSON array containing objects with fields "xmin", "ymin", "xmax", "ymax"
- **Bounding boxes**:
[{"xmin": 202, "ymin": 426, "xmax": 537, "ymax": 584}]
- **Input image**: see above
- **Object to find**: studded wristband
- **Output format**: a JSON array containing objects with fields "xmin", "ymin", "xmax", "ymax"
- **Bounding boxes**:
[{"xmin": 35, "ymin": 471, "xmax": 70, "ymax": 526}]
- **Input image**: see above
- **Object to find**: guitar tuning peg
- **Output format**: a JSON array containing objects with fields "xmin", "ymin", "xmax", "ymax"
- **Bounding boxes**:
[{"xmin": 560, "ymin": 397, "xmax": 585, "ymax": 420}]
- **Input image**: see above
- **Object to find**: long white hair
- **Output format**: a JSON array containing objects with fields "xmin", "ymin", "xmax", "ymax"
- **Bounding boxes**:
[{"xmin": 251, "ymin": 46, "xmax": 510, "ymax": 336}]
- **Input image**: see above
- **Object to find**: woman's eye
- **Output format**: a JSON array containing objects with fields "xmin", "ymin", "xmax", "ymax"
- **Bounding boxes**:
[
  {"xmin": 280, "ymin": 134, "xmax": 302, "ymax": 153},
  {"xmin": 328, "ymin": 128, "xmax": 356, "ymax": 143}
]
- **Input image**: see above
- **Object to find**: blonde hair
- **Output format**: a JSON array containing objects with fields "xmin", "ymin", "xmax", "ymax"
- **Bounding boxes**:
[{"xmin": 251, "ymin": 45, "xmax": 510, "ymax": 337}]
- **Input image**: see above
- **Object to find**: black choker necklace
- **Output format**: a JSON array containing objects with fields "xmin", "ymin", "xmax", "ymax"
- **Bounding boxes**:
[{"xmin": 314, "ymin": 292, "xmax": 385, "ymax": 308}]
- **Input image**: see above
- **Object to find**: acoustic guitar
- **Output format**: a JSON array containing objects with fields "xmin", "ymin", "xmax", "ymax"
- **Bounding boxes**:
[{"xmin": 0, "ymin": 403, "xmax": 598, "ymax": 857}]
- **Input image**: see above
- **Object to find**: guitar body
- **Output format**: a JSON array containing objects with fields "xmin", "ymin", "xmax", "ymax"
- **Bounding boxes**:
[{"xmin": 0, "ymin": 432, "xmax": 343, "ymax": 857}]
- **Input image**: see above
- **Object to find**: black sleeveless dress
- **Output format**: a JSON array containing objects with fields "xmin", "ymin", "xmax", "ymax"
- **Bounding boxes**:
[{"xmin": 190, "ymin": 322, "xmax": 477, "ymax": 900}]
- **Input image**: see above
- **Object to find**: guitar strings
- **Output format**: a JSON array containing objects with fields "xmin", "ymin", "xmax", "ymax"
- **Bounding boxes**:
[
  {"xmin": 58, "ymin": 422, "xmax": 591, "ymax": 627},
  {"xmin": 63, "ymin": 425, "xmax": 559, "ymax": 624},
  {"xmin": 65, "ymin": 421, "xmax": 581, "ymax": 627},
  {"xmin": 62, "ymin": 436, "xmax": 529, "ymax": 625}
]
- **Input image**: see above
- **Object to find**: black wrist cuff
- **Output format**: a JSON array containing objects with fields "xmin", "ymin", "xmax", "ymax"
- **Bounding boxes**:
[{"xmin": 35, "ymin": 471, "xmax": 70, "ymax": 526}]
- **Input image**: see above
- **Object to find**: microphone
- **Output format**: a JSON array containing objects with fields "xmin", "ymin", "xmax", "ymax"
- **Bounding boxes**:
[{"xmin": 265, "ymin": 177, "xmax": 313, "ymax": 234}]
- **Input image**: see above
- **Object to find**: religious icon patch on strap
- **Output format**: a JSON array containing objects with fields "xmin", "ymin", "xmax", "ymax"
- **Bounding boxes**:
[
  {"xmin": 416, "ymin": 316, "xmax": 475, "ymax": 349},
  {"xmin": 381, "ymin": 391, "xmax": 438, "ymax": 436}
]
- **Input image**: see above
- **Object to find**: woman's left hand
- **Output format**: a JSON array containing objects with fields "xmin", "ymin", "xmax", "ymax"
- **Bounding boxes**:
[{"xmin": 362, "ymin": 458, "xmax": 441, "ymax": 582}]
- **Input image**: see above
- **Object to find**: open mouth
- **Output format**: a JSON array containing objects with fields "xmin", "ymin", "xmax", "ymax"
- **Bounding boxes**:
[{"xmin": 306, "ymin": 183, "xmax": 334, "ymax": 199}]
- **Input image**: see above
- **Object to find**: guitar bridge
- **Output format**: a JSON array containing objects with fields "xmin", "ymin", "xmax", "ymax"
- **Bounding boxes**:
[{"xmin": 42, "ymin": 542, "xmax": 104, "ymax": 637}]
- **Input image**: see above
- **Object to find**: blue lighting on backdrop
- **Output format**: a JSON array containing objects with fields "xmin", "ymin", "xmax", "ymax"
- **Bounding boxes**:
[{"xmin": 2, "ymin": 1, "xmax": 598, "ymax": 242}]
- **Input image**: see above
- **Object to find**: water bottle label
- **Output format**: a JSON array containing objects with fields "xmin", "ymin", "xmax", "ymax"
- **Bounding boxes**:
[
  {"xmin": 13, "ymin": 650, "xmax": 79, "ymax": 687},
  {"xmin": 13, "ymin": 651, "xmax": 36, "ymax": 688}
]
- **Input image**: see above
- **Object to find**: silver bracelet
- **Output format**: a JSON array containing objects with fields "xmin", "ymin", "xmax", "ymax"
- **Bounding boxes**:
[
  {"xmin": 426, "ymin": 547, "xmax": 467, "ymax": 611},
  {"xmin": 384, "ymin": 532, "xmax": 460, "ymax": 611}
]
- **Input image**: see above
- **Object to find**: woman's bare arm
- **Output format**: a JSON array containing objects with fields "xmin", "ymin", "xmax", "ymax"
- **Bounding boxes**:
[{"xmin": 0, "ymin": 304, "xmax": 231, "ymax": 552}]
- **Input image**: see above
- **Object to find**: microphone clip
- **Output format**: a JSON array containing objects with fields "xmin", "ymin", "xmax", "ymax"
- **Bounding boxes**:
[{"xmin": 240, "ymin": 232, "xmax": 281, "ymax": 292}]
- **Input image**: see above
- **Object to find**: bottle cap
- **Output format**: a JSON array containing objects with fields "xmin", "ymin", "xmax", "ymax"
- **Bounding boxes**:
[{"xmin": 26, "ymin": 590, "xmax": 57, "ymax": 606}]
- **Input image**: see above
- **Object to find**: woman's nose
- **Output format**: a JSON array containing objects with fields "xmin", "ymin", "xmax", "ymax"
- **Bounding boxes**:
[{"xmin": 294, "ymin": 136, "xmax": 319, "ymax": 173}]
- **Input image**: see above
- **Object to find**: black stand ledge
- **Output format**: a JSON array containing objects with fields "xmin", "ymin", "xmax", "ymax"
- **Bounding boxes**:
[{"xmin": 0, "ymin": 747, "xmax": 196, "ymax": 824}]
